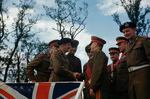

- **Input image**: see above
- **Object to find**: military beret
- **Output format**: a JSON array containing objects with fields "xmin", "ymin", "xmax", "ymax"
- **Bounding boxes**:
[
  {"xmin": 109, "ymin": 47, "xmax": 120, "ymax": 54},
  {"xmin": 85, "ymin": 43, "xmax": 91, "ymax": 53},
  {"xmin": 58, "ymin": 38, "xmax": 72, "ymax": 45},
  {"xmin": 116, "ymin": 36, "xmax": 129, "ymax": 45},
  {"xmin": 71, "ymin": 40, "xmax": 79, "ymax": 48},
  {"xmin": 120, "ymin": 22, "xmax": 136, "ymax": 32},
  {"xmin": 91, "ymin": 36, "xmax": 106, "ymax": 46},
  {"xmin": 48, "ymin": 39, "xmax": 59, "ymax": 48}
]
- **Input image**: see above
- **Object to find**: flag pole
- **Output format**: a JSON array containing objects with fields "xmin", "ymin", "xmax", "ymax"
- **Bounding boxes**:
[{"xmin": 74, "ymin": 82, "xmax": 84, "ymax": 99}]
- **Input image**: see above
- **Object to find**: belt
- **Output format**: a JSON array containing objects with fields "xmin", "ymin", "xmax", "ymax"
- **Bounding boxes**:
[{"xmin": 128, "ymin": 64, "xmax": 150, "ymax": 72}]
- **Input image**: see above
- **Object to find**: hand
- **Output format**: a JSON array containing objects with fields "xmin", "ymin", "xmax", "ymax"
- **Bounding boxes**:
[
  {"xmin": 89, "ymin": 88, "xmax": 95, "ymax": 96},
  {"xmin": 88, "ymin": 79, "xmax": 91, "ymax": 84},
  {"xmin": 84, "ymin": 80, "xmax": 90, "ymax": 89},
  {"xmin": 73, "ymin": 72, "xmax": 80, "ymax": 78},
  {"xmin": 31, "ymin": 80, "xmax": 35, "ymax": 82},
  {"xmin": 76, "ymin": 73, "xmax": 81, "ymax": 79}
]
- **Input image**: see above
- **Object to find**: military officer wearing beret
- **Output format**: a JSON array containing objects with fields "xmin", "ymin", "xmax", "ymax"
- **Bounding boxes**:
[
  {"xmin": 115, "ymin": 36, "xmax": 129, "ymax": 99},
  {"xmin": 67, "ymin": 40, "xmax": 82, "ymax": 75},
  {"xmin": 49, "ymin": 38, "xmax": 80, "ymax": 82},
  {"xmin": 107, "ymin": 47, "xmax": 120, "ymax": 99},
  {"xmin": 89, "ymin": 36, "xmax": 110, "ymax": 99},
  {"xmin": 120, "ymin": 22, "xmax": 150, "ymax": 99},
  {"xmin": 27, "ymin": 39, "xmax": 59, "ymax": 82}
]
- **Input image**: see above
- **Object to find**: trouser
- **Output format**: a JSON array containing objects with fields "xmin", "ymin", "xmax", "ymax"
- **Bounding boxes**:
[
  {"xmin": 128, "ymin": 66, "xmax": 150, "ymax": 99},
  {"xmin": 116, "ymin": 92, "xmax": 128, "ymax": 99},
  {"xmin": 100, "ymin": 90, "xmax": 110, "ymax": 99},
  {"xmin": 83, "ymin": 88, "xmax": 110, "ymax": 99}
]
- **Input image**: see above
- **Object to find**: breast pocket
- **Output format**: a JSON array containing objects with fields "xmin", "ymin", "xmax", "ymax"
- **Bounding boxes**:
[
  {"xmin": 133, "ymin": 41, "xmax": 142, "ymax": 49},
  {"xmin": 132, "ymin": 42, "xmax": 145, "ymax": 60}
]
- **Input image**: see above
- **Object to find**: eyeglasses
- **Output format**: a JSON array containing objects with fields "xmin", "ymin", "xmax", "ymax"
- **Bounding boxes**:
[{"xmin": 109, "ymin": 52, "xmax": 118, "ymax": 55}]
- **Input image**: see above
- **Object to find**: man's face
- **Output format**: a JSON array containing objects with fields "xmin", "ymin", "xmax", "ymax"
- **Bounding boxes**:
[
  {"xmin": 68, "ymin": 47, "xmax": 77, "ymax": 54},
  {"xmin": 109, "ymin": 52, "xmax": 119, "ymax": 62},
  {"xmin": 49, "ymin": 46, "xmax": 58, "ymax": 54},
  {"xmin": 87, "ymin": 52, "xmax": 93, "ymax": 59},
  {"xmin": 63, "ymin": 43, "xmax": 72, "ymax": 53},
  {"xmin": 117, "ymin": 41, "xmax": 128, "ymax": 52},
  {"xmin": 122, "ymin": 27, "xmax": 136, "ymax": 39},
  {"xmin": 90, "ymin": 42, "xmax": 98, "ymax": 53}
]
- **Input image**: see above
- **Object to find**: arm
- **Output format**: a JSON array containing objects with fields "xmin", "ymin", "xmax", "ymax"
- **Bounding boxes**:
[
  {"xmin": 143, "ymin": 38, "xmax": 150, "ymax": 64},
  {"xmin": 78, "ymin": 59, "xmax": 82, "ymax": 73},
  {"xmin": 26, "ymin": 54, "xmax": 44, "ymax": 81},
  {"xmin": 51, "ymin": 52, "xmax": 76, "ymax": 80}
]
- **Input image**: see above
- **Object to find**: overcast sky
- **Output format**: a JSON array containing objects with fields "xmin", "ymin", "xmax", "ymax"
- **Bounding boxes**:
[{"xmin": 4, "ymin": 0, "xmax": 150, "ymax": 65}]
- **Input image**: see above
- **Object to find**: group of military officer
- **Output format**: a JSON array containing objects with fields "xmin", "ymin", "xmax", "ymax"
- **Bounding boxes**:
[
  {"xmin": 26, "ymin": 21, "xmax": 150, "ymax": 99},
  {"xmin": 27, "ymin": 38, "xmax": 82, "ymax": 82}
]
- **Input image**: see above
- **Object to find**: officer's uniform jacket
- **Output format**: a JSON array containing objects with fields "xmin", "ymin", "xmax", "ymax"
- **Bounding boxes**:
[
  {"xmin": 90, "ymin": 50, "xmax": 109, "ymax": 92},
  {"xmin": 107, "ymin": 61, "xmax": 118, "ymax": 94},
  {"xmin": 49, "ymin": 49, "xmax": 76, "ymax": 81},
  {"xmin": 116, "ymin": 53, "xmax": 128, "ymax": 93},
  {"xmin": 67, "ymin": 53, "xmax": 82, "ymax": 73},
  {"xmin": 127, "ymin": 36, "xmax": 150, "ymax": 99},
  {"xmin": 27, "ymin": 53, "xmax": 51, "ymax": 82},
  {"xmin": 127, "ymin": 36, "xmax": 150, "ymax": 67}
]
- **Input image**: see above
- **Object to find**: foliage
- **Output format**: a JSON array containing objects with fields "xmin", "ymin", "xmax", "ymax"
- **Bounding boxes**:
[{"xmin": 112, "ymin": 0, "xmax": 150, "ymax": 36}]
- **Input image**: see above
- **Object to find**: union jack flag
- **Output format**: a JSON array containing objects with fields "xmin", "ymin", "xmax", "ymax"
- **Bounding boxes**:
[{"xmin": 0, "ymin": 82, "xmax": 84, "ymax": 99}]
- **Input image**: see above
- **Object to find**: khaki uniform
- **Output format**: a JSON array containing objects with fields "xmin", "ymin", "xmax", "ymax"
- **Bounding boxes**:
[
  {"xmin": 115, "ymin": 53, "xmax": 129, "ymax": 99},
  {"xmin": 82, "ymin": 59, "xmax": 94, "ymax": 99},
  {"xmin": 126, "ymin": 36, "xmax": 150, "ymax": 99},
  {"xmin": 49, "ymin": 49, "xmax": 76, "ymax": 81},
  {"xmin": 27, "ymin": 54, "xmax": 51, "ymax": 82},
  {"xmin": 67, "ymin": 53, "xmax": 82, "ymax": 73},
  {"xmin": 107, "ymin": 62, "xmax": 118, "ymax": 99},
  {"xmin": 90, "ymin": 50, "xmax": 110, "ymax": 99}
]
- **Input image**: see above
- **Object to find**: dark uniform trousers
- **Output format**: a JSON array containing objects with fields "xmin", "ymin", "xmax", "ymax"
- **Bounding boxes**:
[{"xmin": 129, "ymin": 67, "xmax": 150, "ymax": 99}]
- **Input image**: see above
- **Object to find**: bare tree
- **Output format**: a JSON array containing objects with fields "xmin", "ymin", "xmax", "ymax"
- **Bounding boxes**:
[
  {"xmin": 112, "ymin": 0, "xmax": 150, "ymax": 36},
  {"xmin": 44, "ymin": 0, "xmax": 88, "ymax": 40},
  {"xmin": 0, "ymin": 0, "xmax": 5, "ymax": 42},
  {"xmin": 0, "ymin": 0, "xmax": 9, "ymax": 51},
  {"xmin": 6, "ymin": 35, "xmax": 48, "ymax": 82},
  {"xmin": 0, "ymin": 0, "xmax": 9, "ymax": 80},
  {"xmin": 12, "ymin": 49, "xmax": 21, "ymax": 82},
  {"xmin": 20, "ymin": 38, "xmax": 48, "ymax": 82},
  {"xmin": 3, "ymin": 0, "xmax": 38, "ymax": 82}
]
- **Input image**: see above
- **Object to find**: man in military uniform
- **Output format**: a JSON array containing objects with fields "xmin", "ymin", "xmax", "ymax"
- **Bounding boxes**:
[
  {"xmin": 67, "ymin": 40, "xmax": 82, "ymax": 74},
  {"xmin": 49, "ymin": 38, "xmax": 80, "ymax": 82},
  {"xmin": 82, "ymin": 43, "xmax": 94, "ymax": 99},
  {"xmin": 89, "ymin": 36, "xmax": 110, "ymax": 99},
  {"xmin": 27, "ymin": 39, "xmax": 59, "ymax": 82},
  {"xmin": 115, "ymin": 36, "xmax": 129, "ymax": 99},
  {"xmin": 107, "ymin": 47, "xmax": 120, "ymax": 99},
  {"xmin": 120, "ymin": 22, "xmax": 150, "ymax": 99}
]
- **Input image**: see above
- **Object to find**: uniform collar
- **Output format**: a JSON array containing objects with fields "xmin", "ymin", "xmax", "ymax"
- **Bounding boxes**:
[{"xmin": 129, "ymin": 35, "xmax": 138, "ymax": 44}]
